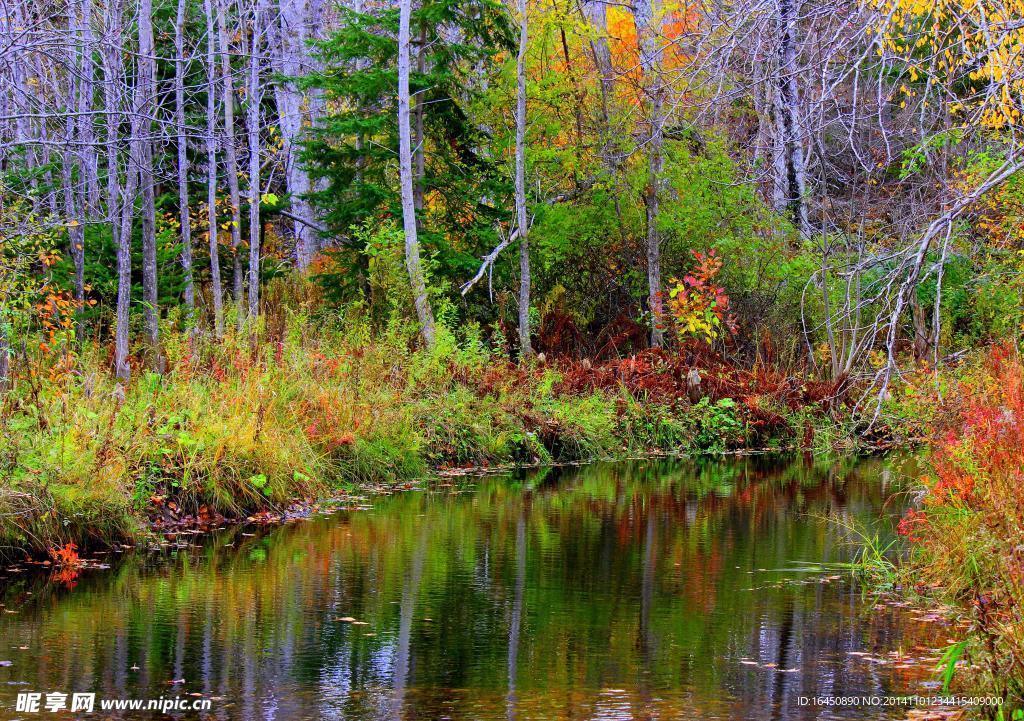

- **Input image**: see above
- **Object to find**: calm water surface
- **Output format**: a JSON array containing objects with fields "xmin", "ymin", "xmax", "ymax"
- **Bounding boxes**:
[{"xmin": 0, "ymin": 457, "xmax": 943, "ymax": 720}]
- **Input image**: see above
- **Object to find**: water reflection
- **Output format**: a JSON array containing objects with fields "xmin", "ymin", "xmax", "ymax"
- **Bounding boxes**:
[{"xmin": 0, "ymin": 456, "xmax": 936, "ymax": 720}]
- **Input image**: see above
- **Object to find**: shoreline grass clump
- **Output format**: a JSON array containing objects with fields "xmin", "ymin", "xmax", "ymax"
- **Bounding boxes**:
[{"xmin": 891, "ymin": 343, "xmax": 1024, "ymax": 712}]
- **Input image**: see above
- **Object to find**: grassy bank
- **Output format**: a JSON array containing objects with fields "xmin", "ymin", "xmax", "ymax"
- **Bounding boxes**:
[
  {"xmin": 0, "ymin": 304, "xmax": 882, "ymax": 558},
  {"xmin": 890, "ymin": 344, "xmax": 1024, "ymax": 714}
]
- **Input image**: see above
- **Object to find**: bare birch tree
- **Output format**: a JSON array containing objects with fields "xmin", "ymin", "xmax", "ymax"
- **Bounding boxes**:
[
  {"xmin": 205, "ymin": 0, "xmax": 225, "ymax": 336},
  {"xmin": 175, "ymin": 0, "xmax": 195, "ymax": 316},
  {"xmin": 246, "ymin": 0, "xmax": 266, "ymax": 324},
  {"xmin": 103, "ymin": 0, "xmax": 132, "ymax": 381},
  {"xmin": 515, "ymin": 0, "xmax": 531, "ymax": 359},
  {"xmin": 218, "ymin": 0, "xmax": 245, "ymax": 329},
  {"xmin": 272, "ymin": 0, "xmax": 318, "ymax": 270},
  {"xmin": 771, "ymin": 0, "xmax": 809, "ymax": 237},
  {"xmin": 136, "ymin": 0, "xmax": 159, "ymax": 356},
  {"xmin": 633, "ymin": 0, "xmax": 666, "ymax": 347},
  {"xmin": 398, "ymin": 0, "xmax": 436, "ymax": 347}
]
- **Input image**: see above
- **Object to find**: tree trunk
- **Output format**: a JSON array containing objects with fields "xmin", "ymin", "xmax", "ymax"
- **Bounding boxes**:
[
  {"xmin": 635, "ymin": 0, "xmax": 665, "ymax": 347},
  {"xmin": 61, "ymin": 155, "xmax": 85, "ymax": 335},
  {"xmin": 515, "ymin": 0, "xmax": 532, "ymax": 360},
  {"xmin": 65, "ymin": 0, "xmax": 87, "ymax": 337},
  {"xmin": 175, "ymin": 0, "xmax": 195, "ymax": 316},
  {"xmin": 218, "ymin": 0, "xmax": 245, "ymax": 329},
  {"xmin": 0, "ymin": 318, "xmax": 8, "ymax": 392},
  {"xmin": 79, "ymin": 0, "xmax": 101, "ymax": 214},
  {"xmin": 398, "ymin": 0, "xmax": 436, "ymax": 347},
  {"xmin": 272, "ymin": 0, "xmax": 318, "ymax": 270},
  {"xmin": 247, "ymin": 0, "xmax": 265, "ymax": 324},
  {"xmin": 138, "ymin": 0, "xmax": 159, "ymax": 356},
  {"xmin": 773, "ymin": 0, "xmax": 809, "ymax": 237},
  {"xmin": 911, "ymin": 293, "xmax": 933, "ymax": 362},
  {"xmin": 116, "ymin": 162, "xmax": 140, "ymax": 384},
  {"xmin": 413, "ymin": 24, "xmax": 427, "ymax": 213},
  {"xmin": 582, "ymin": 0, "xmax": 617, "ymax": 198},
  {"xmin": 205, "ymin": 0, "xmax": 225, "ymax": 336},
  {"xmin": 10, "ymin": 4, "xmax": 38, "ymax": 213},
  {"xmin": 61, "ymin": 51, "xmax": 85, "ymax": 338},
  {"xmin": 103, "ymin": 0, "xmax": 131, "ymax": 381}
]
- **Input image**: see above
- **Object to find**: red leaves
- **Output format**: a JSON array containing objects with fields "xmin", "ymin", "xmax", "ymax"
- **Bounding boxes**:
[
  {"xmin": 902, "ymin": 342, "xmax": 1024, "ymax": 546},
  {"xmin": 897, "ymin": 508, "xmax": 929, "ymax": 543},
  {"xmin": 665, "ymin": 250, "xmax": 738, "ymax": 343},
  {"xmin": 47, "ymin": 542, "xmax": 80, "ymax": 569},
  {"xmin": 557, "ymin": 345, "xmax": 842, "ymax": 443}
]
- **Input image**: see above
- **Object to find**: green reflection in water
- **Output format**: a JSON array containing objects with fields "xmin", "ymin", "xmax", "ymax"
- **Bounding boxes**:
[{"xmin": 0, "ymin": 455, "xmax": 935, "ymax": 720}]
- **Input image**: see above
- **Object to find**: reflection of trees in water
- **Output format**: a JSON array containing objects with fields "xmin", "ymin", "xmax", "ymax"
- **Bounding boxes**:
[
  {"xmin": 0, "ymin": 457, "xmax": 927, "ymax": 720},
  {"xmin": 506, "ymin": 506, "xmax": 525, "ymax": 721}
]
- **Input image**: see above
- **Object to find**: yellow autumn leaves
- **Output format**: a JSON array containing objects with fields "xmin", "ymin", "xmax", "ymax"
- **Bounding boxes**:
[{"xmin": 878, "ymin": 0, "xmax": 1024, "ymax": 128}]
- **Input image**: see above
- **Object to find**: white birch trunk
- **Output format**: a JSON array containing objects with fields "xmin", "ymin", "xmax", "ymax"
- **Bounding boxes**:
[
  {"xmin": 175, "ymin": 0, "xmax": 195, "ymax": 314},
  {"xmin": 103, "ymin": 0, "xmax": 131, "ymax": 380},
  {"xmin": 398, "ymin": 0, "xmax": 436, "ymax": 347},
  {"xmin": 63, "ymin": 5, "xmax": 85, "ymax": 333},
  {"xmin": 0, "ymin": 317, "xmax": 8, "ymax": 392},
  {"xmin": 205, "ymin": 0, "xmax": 225, "ymax": 336},
  {"xmin": 218, "ymin": 0, "xmax": 245, "ymax": 328},
  {"xmin": 79, "ymin": 0, "xmax": 101, "ymax": 215},
  {"xmin": 515, "ymin": 0, "xmax": 531, "ymax": 359},
  {"xmin": 246, "ymin": 0, "xmax": 265, "ymax": 323},
  {"xmin": 635, "ymin": 0, "xmax": 665, "ymax": 347},
  {"xmin": 583, "ymin": 0, "xmax": 617, "ymax": 189},
  {"xmin": 413, "ymin": 25, "xmax": 426, "ymax": 213},
  {"xmin": 137, "ymin": 0, "xmax": 159, "ymax": 352},
  {"xmin": 773, "ymin": 0, "xmax": 809, "ymax": 237},
  {"xmin": 272, "ymin": 0, "xmax": 318, "ymax": 270}
]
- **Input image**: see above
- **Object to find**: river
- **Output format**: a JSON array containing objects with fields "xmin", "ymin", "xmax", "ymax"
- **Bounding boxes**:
[{"xmin": 0, "ymin": 456, "xmax": 947, "ymax": 720}]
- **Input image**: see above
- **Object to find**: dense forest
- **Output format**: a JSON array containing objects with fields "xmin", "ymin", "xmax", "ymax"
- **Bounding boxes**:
[
  {"xmin": 3, "ymin": 0, "xmax": 1023, "ymax": 380},
  {"xmin": 3, "ymin": 0, "xmax": 1024, "ymax": 711}
]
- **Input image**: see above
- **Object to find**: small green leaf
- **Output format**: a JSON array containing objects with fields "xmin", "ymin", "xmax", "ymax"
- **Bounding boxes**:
[{"xmin": 940, "ymin": 640, "xmax": 967, "ymax": 692}]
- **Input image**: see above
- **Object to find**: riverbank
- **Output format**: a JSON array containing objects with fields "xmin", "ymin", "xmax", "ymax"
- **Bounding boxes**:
[
  {"xmin": 0, "ymin": 318, "xmax": 916, "ymax": 559},
  {"xmin": 888, "ymin": 344, "xmax": 1024, "ymax": 714}
]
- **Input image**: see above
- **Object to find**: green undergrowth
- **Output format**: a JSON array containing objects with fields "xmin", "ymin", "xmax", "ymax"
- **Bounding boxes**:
[{"xmin": 0, "ymin": 314, "xmax": 863, "ymax": 558}]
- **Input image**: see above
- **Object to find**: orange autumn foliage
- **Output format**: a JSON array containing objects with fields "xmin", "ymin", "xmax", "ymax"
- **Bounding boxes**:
[
  {"xmin": 606, "ymin": 1, "xmax": 697, "ymax": 106},
  {"xmin": 897, "ymin": 343, "xmax": 1024, "ymax": 705}
]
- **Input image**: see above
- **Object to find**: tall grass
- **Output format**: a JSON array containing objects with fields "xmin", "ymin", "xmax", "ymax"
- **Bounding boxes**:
[
  {"xmin": 0, "ymin": 282, "xmax": 875, "ymax": 557},
  {"xmin": 823, "ymin": 512, "xmax": 902, "ymax": 588},
  {"xmin": 0, "ymin": 304, "xmax": 754, "ymax": 556}
]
